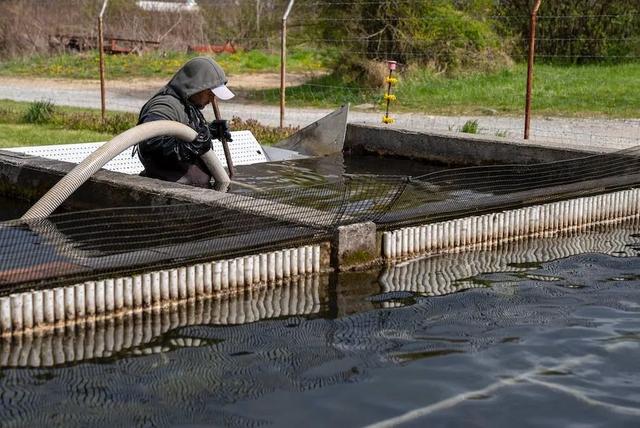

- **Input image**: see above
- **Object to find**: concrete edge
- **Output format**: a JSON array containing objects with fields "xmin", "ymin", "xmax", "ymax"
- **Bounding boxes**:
[{"xmin": 345, "ymin": 122, "xmax": 612, "ymax": 166}]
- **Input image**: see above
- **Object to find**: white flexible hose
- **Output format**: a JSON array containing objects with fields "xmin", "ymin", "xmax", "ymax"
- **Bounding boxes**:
[{"xmin": 22, "ymin": 120, "xmax": 230, "ymax": 220}]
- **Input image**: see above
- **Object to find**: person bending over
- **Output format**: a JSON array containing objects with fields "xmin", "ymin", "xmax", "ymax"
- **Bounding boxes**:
[{"xmin": 135, "ymin": 57, "xmax": 234, "ymax": 187}]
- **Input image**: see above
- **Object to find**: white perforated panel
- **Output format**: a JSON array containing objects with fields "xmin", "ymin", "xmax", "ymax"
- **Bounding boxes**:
[
  {"xmin": 6, "ymin": 130, "xmax": 267, "ymax": 175},
  {"xmin": 211, "ymin": 131, "xmax": 268, "ymax": 166}
]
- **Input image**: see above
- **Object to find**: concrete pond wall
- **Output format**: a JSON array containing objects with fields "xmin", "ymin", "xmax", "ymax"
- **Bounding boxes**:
[
  {"xmin": 1, "ymin": 123, "xmax": 612, "ymax": 210},
  {"xmin": 345, "ymin": 123, "xmax": 611, "ymax": 166},
  {"xmin": 1, "ymin": 123, "xmax": 638, "ymax": 335}
]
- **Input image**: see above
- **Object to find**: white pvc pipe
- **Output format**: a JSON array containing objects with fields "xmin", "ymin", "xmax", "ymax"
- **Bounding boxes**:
[{"xmin": 0, "ymin": 245, "xmax": 326, "ymax": 335}]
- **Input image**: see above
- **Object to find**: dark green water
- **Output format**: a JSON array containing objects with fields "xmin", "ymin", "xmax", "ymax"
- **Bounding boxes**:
[
  {"xmin": 0, "ymin": 196, "xmax": 29, "ymax": 221},
  {"xmin": 1, "ymin": 223, "xmax": 639, "ymax": 427},
  {"xmin": 229, "ymin": 153, "xmax": 449, "ymax": 192}
]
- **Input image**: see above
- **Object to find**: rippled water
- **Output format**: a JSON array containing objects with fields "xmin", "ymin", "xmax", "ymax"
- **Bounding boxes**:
[
  {"xmin": 229, "ymin": 153, "xmax": 448, "ymax": 193},
  {"xmin": 1, "ymin": 223, "xmax": 640, "ymax": 427}
]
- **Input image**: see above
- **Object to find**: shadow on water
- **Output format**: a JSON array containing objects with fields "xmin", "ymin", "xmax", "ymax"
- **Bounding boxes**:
[
  {"xmin": 1, "ymin": 221, "xmax": 640, "ymax": 426},
  {"xmin": 0, "ymin": 196, "xmax": 30, "ymax": 222}
]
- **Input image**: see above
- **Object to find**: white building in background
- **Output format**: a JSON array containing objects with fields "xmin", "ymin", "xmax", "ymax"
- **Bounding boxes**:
[{"xmin": 136, "ymin": 0, "xmax": 199, "ymax": 12}]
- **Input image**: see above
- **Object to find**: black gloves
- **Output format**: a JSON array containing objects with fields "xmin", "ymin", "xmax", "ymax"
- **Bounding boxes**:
[
  {"xmin": 209, "ymin": 119, "xmax": 233, "ymax": 142},
  {"xmin": 174, "ymin": 121, "xmax": 232, "ymax": 164},
  {"xmin": 176, "ymin": 125, "xmax": 212, "ymax": 162}
]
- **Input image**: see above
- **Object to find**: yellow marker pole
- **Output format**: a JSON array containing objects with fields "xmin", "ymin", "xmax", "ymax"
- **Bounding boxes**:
[{"xmin": 382, "ymin": 60, "xmax": 397, "ymax": 124}]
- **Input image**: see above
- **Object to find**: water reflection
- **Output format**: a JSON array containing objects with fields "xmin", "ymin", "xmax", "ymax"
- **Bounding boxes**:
[
  {"xmin": 379, "ymin": 221, "xmax": 640, "ymax": 297},
  {"xmin": 230, "ymin": 153, "xmax": 447, "ymax": 194},
  {"xmin": 1, "ymin": 275, "xmax": 328, "ymax": 368},
  {"xmin": 1, "ymin": 222, "xmax": 640, "ymax": 426}
]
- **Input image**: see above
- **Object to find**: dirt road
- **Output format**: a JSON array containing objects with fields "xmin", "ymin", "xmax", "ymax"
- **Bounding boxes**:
[{"xmin": 1, "ymin": 76, "xmax": 638, "ymax": 149}]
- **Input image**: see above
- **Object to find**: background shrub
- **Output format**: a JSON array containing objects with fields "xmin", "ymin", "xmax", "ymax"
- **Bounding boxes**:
[{"xmin": 23, "ymin": 100, "xmax": 55, "ymax": 124}]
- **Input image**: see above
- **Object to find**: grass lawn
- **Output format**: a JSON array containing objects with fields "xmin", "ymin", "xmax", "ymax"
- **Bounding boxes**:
[
  {"xmin": 0, "ymin": 99, "xmax": 126, "ymax": 148},
  {"xmin": 0, "ymin": 99, "xmax": 294, "ymax": 147},
  {"xmin": 249, "ymin": 62, "xmax": 640, "ymax": 118},
  {"xmin": 397, "ymin": 63, "xmax": 640, "ymax": 117},
  {"xmin": 0, "ymin": 48, "xmax": 337, "ymax": 80},
  {"xmin": 0, "ymin": 123, "xmax": 113, "ymax": 148},
  {"xmin": 1, "ymin": 49, "xmax": 637, "ymax": 117}
]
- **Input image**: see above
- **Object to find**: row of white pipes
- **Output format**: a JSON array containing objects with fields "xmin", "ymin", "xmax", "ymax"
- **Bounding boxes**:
[
  {"xmin": 4, "ymin": 188, "xmax": 640, "ymax": 337},
  {"xmin": 7, "ymin": 215, "xmax": 638, "ymax": 367},
  {"xmin": 380, "ymin": 218, "xmax": 639, "ymax": 296},
  {"xmin": 383, "ymin": 187, "xmax": 640, "ymax": 260},
  {"xmin": 0, "ymin": 245, "xmax": 323, "ymax": 336},
  {"xmin": 0, "ymin": 274, "xmax": 324, "ymax": 368}
]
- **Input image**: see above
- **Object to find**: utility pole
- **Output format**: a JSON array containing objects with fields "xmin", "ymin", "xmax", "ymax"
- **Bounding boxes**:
[
  {"xmin": 280, "ymin": 0, "xmax": 295, "ymax": 129},
  {"xmin": 524, "ymin": 0, "xmax": 542, "ymax": 140},
  {"xmin": 98, "ymin": 0, "xmax": 109, "ymax": 122}
]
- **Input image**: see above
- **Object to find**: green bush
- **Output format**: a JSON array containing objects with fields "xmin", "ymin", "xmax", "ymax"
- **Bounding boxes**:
[
  {"xmin": 23, "ymin": 100, "xmax": 55, "ymax": 124},
  {"xmin": 316, "ymin": 0, "xmax": 512, "ymax": 72},
  {"xmin": 496, "ymin": 0, "xmax": 640, "ymax": 63}
]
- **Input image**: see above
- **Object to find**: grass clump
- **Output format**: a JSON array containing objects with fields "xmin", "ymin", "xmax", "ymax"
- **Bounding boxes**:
[
  {"xmin": 461, "ymin": 119, "xmax": 479, "ymax": 134},
  {"xmin": 245, "ymin": 62, "xmax": 640, "ymax": 118},
  {"xmin": 52, "ymin": 111, "xmax": 136, "ymax": 134},
  {"xmin": 1, "ymin": 99, "xmax": 137, "ymax": 134},
  {"xmin": 23, "ymin": 100, "xmax": 55, "ymax": 124},
  {"xmin": 0, "ymin": 123, "xmax": 113, "ymax": 148}
]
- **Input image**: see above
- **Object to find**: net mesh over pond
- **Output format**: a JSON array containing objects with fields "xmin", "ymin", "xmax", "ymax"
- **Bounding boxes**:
[{"xmin": 2, "ymin": 145, "xmax": 640, "ymax": 290}]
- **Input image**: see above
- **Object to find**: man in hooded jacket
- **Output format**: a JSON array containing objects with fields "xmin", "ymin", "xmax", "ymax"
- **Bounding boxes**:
[{"xmin": 136, "ymin": 57, "xmax": 234, "ymax": 187}]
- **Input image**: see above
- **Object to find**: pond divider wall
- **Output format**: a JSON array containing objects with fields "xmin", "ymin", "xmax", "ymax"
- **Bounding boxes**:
[
  {"xmin": 1, "ymin": 245, "xmax": 325, "ymax": 336},
  {"xmin": 380, "ymin": 217, "xmax": 640, "ymax": 298},
  {"xmin": 1, "ymin": 125, "xmax": 638, "ymax": 335},
  {"xmin": 382, "ymin": 188, "xmax": 640, "ymax": 262}
]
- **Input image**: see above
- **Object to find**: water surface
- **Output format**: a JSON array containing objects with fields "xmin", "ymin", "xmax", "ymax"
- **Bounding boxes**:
[
  {"xmin": 1, "ymin": 223, "xmax": 639, "ymax": 427},
  {"xmin": 0, "ymin": 196, "xmax": 29, "ymax": 221}
]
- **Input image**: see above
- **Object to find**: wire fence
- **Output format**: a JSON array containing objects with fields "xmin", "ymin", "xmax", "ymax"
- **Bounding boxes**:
[
  {"xmin": 1, "ymin": 1, "xmax": 638, "ymax": 147},
  {"xmin": 259, "ymin": 3, "xmax": 640, "ymax": 147}
]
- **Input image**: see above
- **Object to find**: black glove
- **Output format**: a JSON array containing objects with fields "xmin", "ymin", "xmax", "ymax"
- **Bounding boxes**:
[
  {"xmin": 176, "ymin": 125, "xmax": 212, "ymax": 162},
  {"xmin": 209, "ymin": 119, "xmax": 233, "ymax": 142}
]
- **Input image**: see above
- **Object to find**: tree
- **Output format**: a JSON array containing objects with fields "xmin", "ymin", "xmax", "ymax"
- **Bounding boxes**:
[{"xmin": 496, "ymin": 0, "xmax": 640, "ymax": 63}]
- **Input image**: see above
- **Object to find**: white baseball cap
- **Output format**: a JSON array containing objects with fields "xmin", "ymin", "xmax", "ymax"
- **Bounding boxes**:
[{"xmin": 211, "ymin": 84, "xmax": 235, "ymax": 100}]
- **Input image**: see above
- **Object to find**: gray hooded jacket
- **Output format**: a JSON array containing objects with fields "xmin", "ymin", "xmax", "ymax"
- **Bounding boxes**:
[{"xmin": 136, "ymin": 57, "xmax": 228, "ymax": 185}]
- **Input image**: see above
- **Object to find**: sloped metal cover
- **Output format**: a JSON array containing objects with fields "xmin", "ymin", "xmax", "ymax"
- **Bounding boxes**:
[{"xmin": 275, "ymin": 105, "xmax": 349, "ymax": 156}]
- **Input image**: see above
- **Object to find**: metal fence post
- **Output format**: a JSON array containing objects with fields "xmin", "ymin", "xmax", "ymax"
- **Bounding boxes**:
[
  {"xmin": 280, "ymin": 0, "xmax": 295, "ymax": 129},
  {"xmin": 524, "ymin": 0, "xmax": 542, "ymax": 140},
  {"xmin": 98, "ymin": 0, "xmax": 109, "ymax": 122}
]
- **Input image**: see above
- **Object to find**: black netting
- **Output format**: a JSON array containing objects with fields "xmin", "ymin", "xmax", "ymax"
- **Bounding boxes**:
[{"xmin": 2, "ymin": 145, "xmax": 640, "ymax": 291}]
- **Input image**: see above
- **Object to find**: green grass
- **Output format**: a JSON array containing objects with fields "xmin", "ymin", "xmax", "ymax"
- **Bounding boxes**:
[
  {"xmin": 0, "ymin": 99, "xmax": 130, "ymax": 148},
  {"xmin": 461, "ymin": 119, "xmax": 479, "ymax": 133},
  {"xmin": 0, "ymin": 47, "xmax": 337, "ymax": 80},
  {"xmin": 245, "ymin": 72, "xmax": 381, "ymax": 107},
  {"xmin": 2, "ymin": 49, "xmax": 636, "ymax": 117},
  {"xmin": 0, "ymin": 99, "xmax": 294, "ymax": 148},
  {"xmin": 248, "ymin": 62, "xmax": 640, "ymax": 118},
  {"xmin": 395, "ymin": 63, "xmax": 640, "ymax": 117},
  {"xmin": 0, "ymin": 98, "xmax": 134, "ymax": 119},
  {"xmin": 0, "ymin": 123, "xmax": 113, "ymax": 148}
]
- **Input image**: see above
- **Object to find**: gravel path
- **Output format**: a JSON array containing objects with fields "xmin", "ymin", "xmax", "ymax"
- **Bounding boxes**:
[{"xmin": 1, "ymin": 76, "xmax": 638, "ymax": 149}]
